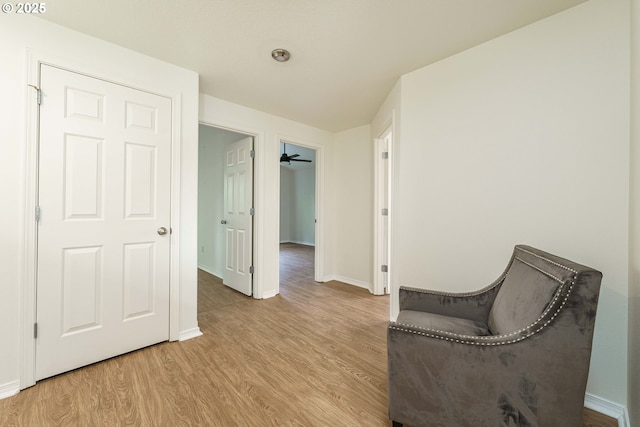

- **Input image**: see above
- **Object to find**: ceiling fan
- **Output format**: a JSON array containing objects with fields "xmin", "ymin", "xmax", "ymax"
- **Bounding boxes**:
[{"xmin": 280, "ymin": 143, "xmax": 312, "ymax": 164}]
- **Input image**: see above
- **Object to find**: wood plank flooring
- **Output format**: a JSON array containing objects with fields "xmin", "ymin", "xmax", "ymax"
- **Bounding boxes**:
[{"xmin": 0, "ymin": 243, "xmax": 617, "ymax": 426}]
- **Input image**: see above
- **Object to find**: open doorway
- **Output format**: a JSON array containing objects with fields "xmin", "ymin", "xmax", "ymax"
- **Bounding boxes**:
[
  {"xmin": 197, "ymin": 124, "xmax": 254, "ymax": 311},
  {"xmin": 279, "ymin": 141, "xmax": 317, "ymax": 289}
]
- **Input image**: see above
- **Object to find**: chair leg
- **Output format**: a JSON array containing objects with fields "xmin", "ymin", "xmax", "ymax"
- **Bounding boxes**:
[{"xmin": 392, "ymin": 421, "xmax": 403, "ymax": 427}]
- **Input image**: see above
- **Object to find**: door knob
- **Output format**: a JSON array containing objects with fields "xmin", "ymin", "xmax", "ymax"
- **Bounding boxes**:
[
  {"xmin": 221, "ymin": 220, "xmax": 227, "ymax": 224},
  {"xmin": 157, "ymin": 227, "xmax": 168, "ymax": 235}
]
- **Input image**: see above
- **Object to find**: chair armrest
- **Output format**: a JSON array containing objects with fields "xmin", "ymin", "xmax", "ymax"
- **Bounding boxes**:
[{"xmin": 399, "ymin": 282, "xmax": 502, "ymax": 323}]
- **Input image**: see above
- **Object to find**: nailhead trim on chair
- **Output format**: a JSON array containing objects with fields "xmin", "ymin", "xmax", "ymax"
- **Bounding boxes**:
[
  {"xmin": 390, "ymin": 276, "xmax": 576, "ymax": 346},
  {"xmin": 399, "ymin": 247, "xmax": 577, "ymax": 298},
  {"xmin": 516, "ymin": 246, "xmax": 579, "ymax": 274},
  {"xmin": 392, "ymin": 248, "xmax": 581, "ymax": 346},
  {"xmin": 399, "ymin": 283, "xmax": 503, "ymax": 298}
]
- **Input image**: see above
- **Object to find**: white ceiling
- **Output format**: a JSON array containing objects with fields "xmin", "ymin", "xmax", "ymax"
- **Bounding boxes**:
[{"xmin": 39, "ymin": 0, "xmax": 587, "ymax": 132}]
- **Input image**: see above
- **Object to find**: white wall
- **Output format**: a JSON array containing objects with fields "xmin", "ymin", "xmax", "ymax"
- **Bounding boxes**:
[
  {"xmin": 388, "ymin": 0, "xmax": 629, "ymax": 409},
  {"xmin": 280, "ymin": 163, "xmax": 316, "ymax": 246},
  {"xmin": 199, "ymin": 95, "xmax": 334, "ymax": 295},
  {"xmin": 279, "ymin": 167, "xmax": 294, "ymax": 243},
  {"xmin": 629, "ymin": 0, "xmax": 640, "ymax": 423},
  {"xmin": 290, "ymin": 167, "xmax": 316, "ymax": 245},
  {"xmin": 198, "ymin": 125, "xmax": 248, "ymax": 277},
  {"xmin": 331, "ymin": 125, "xmax": 374, "ymax": 289},
  {"xmin": 0, "ymin": 15, "xmax": 199, "ymax": 394},
  {"xmin": 371, "ymin": 80, "xmax": 401, "ymax": 144}
]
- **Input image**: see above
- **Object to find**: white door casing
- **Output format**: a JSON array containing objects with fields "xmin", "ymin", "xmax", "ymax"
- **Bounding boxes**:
[
  {"xmin": 374, "ymin": 129, "xmax": 392, "ymax": 296},
  {"xmin": 36, "ymin": 64, "xmax": 172, "ymax": 380},
  {"xmin": 222, "ymin": 137, "xmax": 253, "ymax": 296}
]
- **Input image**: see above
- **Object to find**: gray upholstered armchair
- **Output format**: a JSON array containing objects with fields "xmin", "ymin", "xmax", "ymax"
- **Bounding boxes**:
[{"xmin": 387, "ymin": 245, "xmax": 602, "ymax": 427}]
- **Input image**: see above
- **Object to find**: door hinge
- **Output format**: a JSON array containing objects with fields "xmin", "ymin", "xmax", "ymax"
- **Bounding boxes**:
[
  {"xmin": 250, "ymin": 207, "xmax": 255, "ymax": 216},
  {"xmin": 28, "ymin": 84, "xmax": 41, "ymax": 105},
  {"xmin": 382, "ymin": 151, "xmax": 389, "ymax": 160},
  {"xmin": 250, "ymin": 149, "xmax": 255, "ymax": 158},
  {"xmin": 35, "ymin": 206, "xmax": 41, "ymax": 222},
  {"xmin": 381, "ymin": 208, "xmax": 388, "ymax": 216},
  {"xmin": 249, "ymin": 266, "xmax": 254, "ymax": 274},
  {"xmin": 381, "ymin": 265, "xmax": 388, "ymax": 273},
  {"xmin": 33, "ymin": 323, "xmax": 38, "ymax": 339}
]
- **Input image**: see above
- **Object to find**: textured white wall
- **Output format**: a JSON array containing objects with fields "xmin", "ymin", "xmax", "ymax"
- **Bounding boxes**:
[
  {"xmin": 393, "ymin": 0, "xmax": 629, "ymax": 407},
  {"xmin": 0, "ymin": 15, "xmax": 198, "ymax": 392}
]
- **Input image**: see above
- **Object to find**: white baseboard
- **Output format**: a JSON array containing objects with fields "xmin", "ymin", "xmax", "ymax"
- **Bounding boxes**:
[
  {"xmin": 289, "ymin": 240, "xmax": 314, "ymax": 247},
  {"xmin": 584, "ymin": 393, "xmax": 629, "ymax": 427},
  {"xmin": 197, "ymin": 264, "xmax": 221, "ymax": 279},
  {"xmin": 280, "ymin": 240, "xmax": 315, "ymax": 247},
  {"xmin": 324, "ymin": 274, "xmax": 371, "ymax": 292},
  {"xmin": 0, "ymin": 380, "xmax": 20, "ymax": 400},
  {"xmin": 178, "ymin": 327, "xmax": 203, "ymax": 341},
  {"xmin": 260, "ymin": 290, "xmax": 278, "ymax": 299}
]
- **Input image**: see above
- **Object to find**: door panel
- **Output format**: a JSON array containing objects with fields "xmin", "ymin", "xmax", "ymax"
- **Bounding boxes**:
[
  {"xmin": 125, "ymin": 142, "xmax": 157, "ymax": 217},
  {"xmin": 64, "ymin": 134, "xmax": 103, "ymax": 219},
  {"xmin": 122, "ymin": 242, "xmax": 156, "ymax": 320},
  {"xmin": 36, "ymin": 64, "xmax": 172, "ymax": 381},
  {"xmin": 61, "ymin": 246, "xmax": 102, "ymax": 335},
  {"xmin": 222, "ymin": 137, "xmax": 253, "ymax": 296}
]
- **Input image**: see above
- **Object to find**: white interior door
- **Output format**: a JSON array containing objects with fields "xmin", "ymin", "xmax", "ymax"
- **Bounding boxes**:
[
  {"xmin": 36, "ymin": 64, "xmax": 172, "ymax": 380},
  {"xmin": 222, "ymin": 137, "xmax": 254, "ymax": 296},
  {"xmin": 374, "ymin": 130, "xmax": 392, "ymax": 295}
]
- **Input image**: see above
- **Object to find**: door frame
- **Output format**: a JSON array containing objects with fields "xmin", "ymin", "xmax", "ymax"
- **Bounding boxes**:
[
  {"xmin": 277, "ymin": 135, "xmax": 325, "ymax": 284},
  {"xmin": 21, "ymin": 51, "xmax": 184, "ymax": 389},
  {"xmin": 373, "ymin": 123, "xmax": 394, "ymax": 296}
]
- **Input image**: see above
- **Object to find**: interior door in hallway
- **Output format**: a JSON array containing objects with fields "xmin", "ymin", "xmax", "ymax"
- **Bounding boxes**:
[
  {"xmin": 375, "ymin": 128, "xmax": 392, "ymax": 295},
  {"xmin": 36, "ymin": 64, "xmax": 172, "ymax": 380},
  {"xmin": 222, "ymin": 136, "xmax": 254, "ymax": 296}
]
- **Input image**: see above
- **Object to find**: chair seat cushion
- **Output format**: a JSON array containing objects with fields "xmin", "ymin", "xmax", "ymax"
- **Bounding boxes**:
[{"xmin": 396, "ymin": 310, "xmax": 491, "ymax": 336}]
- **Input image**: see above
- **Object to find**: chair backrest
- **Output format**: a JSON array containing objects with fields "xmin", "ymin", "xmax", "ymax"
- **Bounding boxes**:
[{"xmin": 488, "ymin": 245, "xmax": 593, "ymax": 336}]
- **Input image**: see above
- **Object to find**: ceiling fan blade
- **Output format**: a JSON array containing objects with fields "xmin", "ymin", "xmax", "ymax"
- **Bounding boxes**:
[
  {"xmin": 288, "ymin": 153, "xmax": 300, "ymax": 158},
  {"xmin": 290, "ymin": 158, "xmax": 312, "ymax": 162}
]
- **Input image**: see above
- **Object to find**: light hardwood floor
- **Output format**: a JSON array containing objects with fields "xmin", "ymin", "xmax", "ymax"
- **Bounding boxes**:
[{"xmin": 0, "ymin": 243, "xmax": 617, "ymax": 426}]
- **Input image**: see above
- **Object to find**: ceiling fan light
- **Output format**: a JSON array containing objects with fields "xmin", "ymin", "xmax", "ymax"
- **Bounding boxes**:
[{"xmin": 271, "ymin": 49, "xmax": 291, "ymax": 62}]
